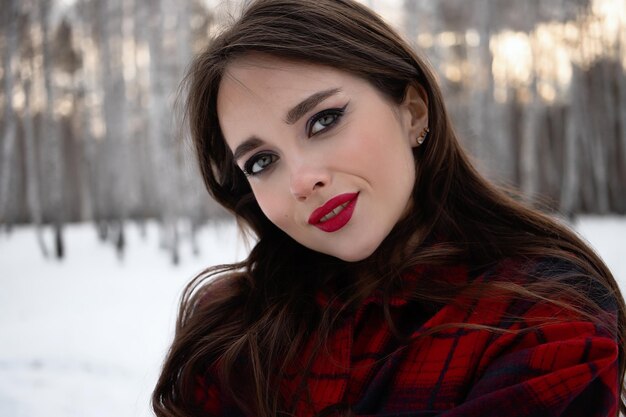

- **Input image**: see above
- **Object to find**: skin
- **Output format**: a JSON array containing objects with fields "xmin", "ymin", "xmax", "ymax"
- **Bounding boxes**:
[{"xmin": 217, "ymin": 55, "xmax": 429, "ymax": 261}]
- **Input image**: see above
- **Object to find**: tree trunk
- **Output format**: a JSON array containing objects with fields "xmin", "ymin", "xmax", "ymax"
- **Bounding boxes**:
[
  {"xmin": 559, "ymin": 71, "xmax": 580, "ymax": 216},
  {"xmin": 519, "ymin": 1, "xmax": 543, "ymax": 202},
  {"xmin": 148, "ymin": 0, "xmax": 184, "ymax": 263},
  {"xmin": 0, "ymin": 0, "xmax": 19, "ymax": 223},
  {"xmin": 39, "ymin": 0, "xmax": 65, "ymax": 257},
  {"xmin": 22, "ymin": 75, "xmax": 49, "ymax": 257},
  {"xmin": 616, "ymin": 28, "xmax": 626, "ymax": 212},
  {"xmin": 587, "ymin": 62, "xmax": 610, "ymax": 213}
]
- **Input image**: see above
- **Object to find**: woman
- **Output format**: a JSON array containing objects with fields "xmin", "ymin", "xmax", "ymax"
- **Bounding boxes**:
[{"xmin": 153, "ymin": 1, "xmax": 625, "ymax": 416}]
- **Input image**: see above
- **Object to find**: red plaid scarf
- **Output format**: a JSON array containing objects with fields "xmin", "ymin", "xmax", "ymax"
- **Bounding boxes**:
[{"xmin": 195, "ymin": 259, "xmax": 619, "ymax": 416}]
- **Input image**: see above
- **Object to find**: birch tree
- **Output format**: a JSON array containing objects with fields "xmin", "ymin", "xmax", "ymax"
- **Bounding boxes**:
[
  {"xmin": 20, "ymin": 4, "xmax": 50, "ymax": 256},
  {"xmin": 616, "ymin": 25, "xmax": 626, "ymax": 212},
  {"xmin": 0, "ymin": 0, "xmax": 19, "ymax": 223},
  {"xmin": 39, "ymin": 0, "xmax": 66, "ymax": 257},
  {"xmin": 520, "ymin": 0, "xmax": 542, "ymax": 200}
]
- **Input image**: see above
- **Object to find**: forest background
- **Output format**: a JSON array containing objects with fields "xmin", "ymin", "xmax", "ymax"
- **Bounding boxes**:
[{"xmin": 1, "ymin": 0, "xmax": 625, "ymax": 262}]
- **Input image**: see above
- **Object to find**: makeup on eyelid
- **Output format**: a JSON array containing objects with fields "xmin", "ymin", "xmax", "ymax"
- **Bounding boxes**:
[{"xmin": 241, "ymin": 104, "xmax": 348, "ymax": 177}]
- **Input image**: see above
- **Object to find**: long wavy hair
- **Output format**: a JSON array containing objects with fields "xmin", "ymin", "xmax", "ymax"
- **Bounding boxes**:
[{"xmin": 153, "ymin": 1, "xmax": 626, "ymax": 416}]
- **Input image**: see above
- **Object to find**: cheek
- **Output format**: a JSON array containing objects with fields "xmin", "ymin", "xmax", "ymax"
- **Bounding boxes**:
[
  {"xmin": 251, "ymin": 185, "xmax": 293, "ymax": 229},
  {"xmin": 342, "ymin": 126, "xmax": 413, "ymax": 178}
]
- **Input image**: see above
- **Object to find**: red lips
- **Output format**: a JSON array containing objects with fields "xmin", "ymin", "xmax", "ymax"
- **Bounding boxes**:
[{"xmin": 308, "ymin": 192, "xmax": 359, "ymax": 232}]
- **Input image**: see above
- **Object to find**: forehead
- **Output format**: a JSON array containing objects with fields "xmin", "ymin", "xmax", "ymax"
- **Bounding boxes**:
[
  {"xmin": 217, "ymin": 55, "xmax": 350, "ymax": 110},
  {"xmin": 216, "ymin": 55, "xmax": 372, "ymax": 146}
]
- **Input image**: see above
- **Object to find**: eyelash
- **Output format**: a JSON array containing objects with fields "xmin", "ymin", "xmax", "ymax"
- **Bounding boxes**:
[
  {"xmin": 243, "ymin": 153, "xmax": 278, "ymax": 177},
  {"xmin": 306, "ymin": 104, "xmax": 348, "ymax": 137},
  {"xmin": 242, "ymin": 103, "xmax": 348, "ymax": 177}
]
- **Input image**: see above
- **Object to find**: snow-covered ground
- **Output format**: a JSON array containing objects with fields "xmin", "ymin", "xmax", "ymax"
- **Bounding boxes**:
[
  {"xmin": 0, "ymin": 220, "xmax": 245, "ymax": 417},
  {"xmin": 0, "ymin": 216, "xmax": 624, "ymax": 417}
]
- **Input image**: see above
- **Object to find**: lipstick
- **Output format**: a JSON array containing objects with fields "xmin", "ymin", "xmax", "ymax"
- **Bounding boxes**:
[{"xmin": 308, "ymin": 192, "xmax": 359, "ymax": 233}]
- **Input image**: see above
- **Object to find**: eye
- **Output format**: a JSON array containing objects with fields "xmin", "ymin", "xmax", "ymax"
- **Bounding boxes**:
[
  {"xmin": 307, "ymin": 104, "xmax": 347, "ymax": 137},
  {"xmin": 243, "ymin": 153, "xmax": 279, "ymax": 176},
  {"xmin": 310, "ymin": 113, "xmax": 338, "ymax": 135}
]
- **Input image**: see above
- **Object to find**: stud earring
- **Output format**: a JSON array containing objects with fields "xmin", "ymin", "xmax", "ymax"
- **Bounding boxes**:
[{"xmin": 416, "ymin": 127, "xmax": 430, "ymax": 146}]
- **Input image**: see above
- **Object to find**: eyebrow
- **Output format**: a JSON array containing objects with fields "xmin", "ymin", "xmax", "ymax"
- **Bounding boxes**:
[
  {"xmin": 232, "ymin": 88, "xmax": 342, "ymax": 162},
  {"xmin": 286, "ymin": 88, "xmax": 342, "ymax": 125},
  {"xmin": 233, "ymin": 137, "xmax": 264, "ymax": 162}
]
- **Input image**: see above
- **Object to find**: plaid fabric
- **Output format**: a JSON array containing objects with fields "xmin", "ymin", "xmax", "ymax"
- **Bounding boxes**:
[{"xmin": 195, "ymin": 258, "xmax": 619, "ymax": 417}]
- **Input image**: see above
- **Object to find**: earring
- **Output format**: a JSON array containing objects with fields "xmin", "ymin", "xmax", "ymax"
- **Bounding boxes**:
[{"xmin": 416, "ymin": 127, "xmax": 430, "ymax": 146}]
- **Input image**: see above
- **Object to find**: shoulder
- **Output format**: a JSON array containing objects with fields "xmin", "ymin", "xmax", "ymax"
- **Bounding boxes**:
[
  {"xmin": 444, "ymin": 256, "xmax": 620, "ymax": 358},
  {"xmin": 381, "ymin": 259, "xmax": 620, "ymax": 416},
  {"xmin": 464, "ymin": 258, "xmax": 621, "ymax": 416},
  {"xmin": 484, "ymin": 256, "xmax": 619, "ymax": 315},
  {"xmin": 415, "ymin": 256, "xmax": 620, "ymax": 341}
]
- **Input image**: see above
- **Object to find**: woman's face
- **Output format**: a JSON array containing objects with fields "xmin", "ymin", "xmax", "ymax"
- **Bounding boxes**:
[{"xmin": 217, "ymin": 55, "xmax": 428, "ymax": 261}]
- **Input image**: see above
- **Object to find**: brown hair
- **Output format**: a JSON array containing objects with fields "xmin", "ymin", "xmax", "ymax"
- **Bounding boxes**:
[{"xmin": 153, "ymin": 1, "xmax": 626, "ymax": 416}]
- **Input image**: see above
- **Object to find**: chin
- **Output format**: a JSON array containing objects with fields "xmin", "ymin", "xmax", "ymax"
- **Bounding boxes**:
[{"xmin": 328, "ymin": 242, "xmax": 381, "ymax": 263}]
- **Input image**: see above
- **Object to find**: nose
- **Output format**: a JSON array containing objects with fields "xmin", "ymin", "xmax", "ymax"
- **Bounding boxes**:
[{"xmin": 289, "ymin": 164, "xmax": 330, "ymax": 201}]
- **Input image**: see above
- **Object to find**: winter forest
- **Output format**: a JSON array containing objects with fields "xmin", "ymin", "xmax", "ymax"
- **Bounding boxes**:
[{"xmin": 1, "ymin": 0, "xmax": 626, "ymax": 261}]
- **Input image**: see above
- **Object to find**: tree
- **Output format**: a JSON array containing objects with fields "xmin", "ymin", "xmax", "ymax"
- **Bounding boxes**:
[{"xmin": 0, "ymin": 0, "xmax": 19, "ymax": 223}]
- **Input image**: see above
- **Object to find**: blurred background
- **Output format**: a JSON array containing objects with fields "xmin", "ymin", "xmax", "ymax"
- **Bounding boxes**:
[
  {"xmin": 1, "ymin": 0, "xmax": 626, "ymax": 257},
  {"xmin": 1, "ymin": 0, "xmax": 625, "ymax": 416}
]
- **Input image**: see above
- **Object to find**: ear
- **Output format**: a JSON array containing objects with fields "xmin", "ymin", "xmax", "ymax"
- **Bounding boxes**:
[{"xmin": 400, "ymin": 84, "xmax": 429, "ymax": 148}]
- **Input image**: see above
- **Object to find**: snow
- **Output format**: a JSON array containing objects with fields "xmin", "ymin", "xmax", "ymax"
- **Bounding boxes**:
[
  {"xmin": 0, "ymin": 221, "xmax": 245, "ymax": 417},
  {"xmin": 0, "ymin": 216, "xmax": 624, "ymax": 417},
  {"xmin": 572, "ymin": 216, "xmax": 626, "ymax": 285}
]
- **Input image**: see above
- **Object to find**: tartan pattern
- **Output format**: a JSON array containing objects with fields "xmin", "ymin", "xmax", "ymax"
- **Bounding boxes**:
[{"xmin": 195, "ymin": 259, "xmax": 619, "ymax": 416}]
